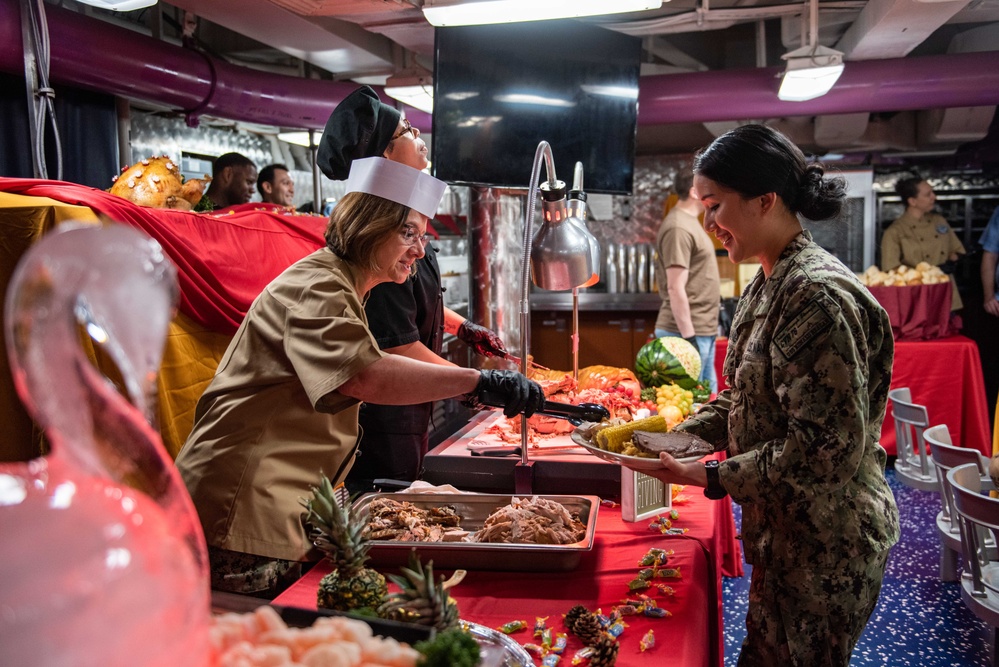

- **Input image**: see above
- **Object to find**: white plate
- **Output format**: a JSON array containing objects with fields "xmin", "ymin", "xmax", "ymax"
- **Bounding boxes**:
[{"xmin": 569, "ymin": 429, "xmax": 706, "ymax": 470}]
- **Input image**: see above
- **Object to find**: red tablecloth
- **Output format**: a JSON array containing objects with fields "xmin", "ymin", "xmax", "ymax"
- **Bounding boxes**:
[
  {"xmin": 868, "ymin": 282, "xmax": 957, "ymax": 341},
  {"xmin": 714, "ymin": 335, "xmax": 991, "ymax": 457},
  {"xmin": 274, "ymin": 498, "xmax": 729, "ymax": 667},
  {"xmin": 0, "ymin": 178, "xmax": 327, "ymax": 335}
]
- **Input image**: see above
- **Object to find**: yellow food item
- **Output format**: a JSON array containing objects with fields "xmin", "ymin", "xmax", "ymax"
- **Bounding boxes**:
[
  {"xmin": 659, "ymin": 404, "xmax": 684, "ymax": 428},
  {"xmin": 595, "ymin": 414, "xmax": 668, "ymax": 453},
  {"xmin": 655, "ymin": 383, "xmax": 694, "ymax": 417}
]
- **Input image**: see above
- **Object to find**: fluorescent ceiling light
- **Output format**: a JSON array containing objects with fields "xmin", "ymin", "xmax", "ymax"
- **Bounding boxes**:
[
  {"xmin": 277, "ymin": 131, "xmax": 314, "ymax": 147},
  {"xmin": 423, "ymin": 0, "xmax": 663, "ymax": 27},
  {"xmin": 384, "ymin": 69, "xmax": 434, "ymax": 114},
  {"xmin": 778, "ymin": 44, "xmax": 844, "ymax": 102},
  {"xmin": 75, "ymin": 0, "xmax": 157, "ymax": 10}
]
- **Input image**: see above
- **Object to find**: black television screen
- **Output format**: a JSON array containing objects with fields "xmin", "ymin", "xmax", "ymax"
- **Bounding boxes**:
[{"xmin": 432, "ymin": 20, "xmax": 641, "ymax": 195}]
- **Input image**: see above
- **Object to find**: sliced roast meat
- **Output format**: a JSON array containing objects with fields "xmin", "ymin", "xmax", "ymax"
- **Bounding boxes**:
[{"xmin": 631, "ymin": 431, "xmax": 714, "ymax": 459}]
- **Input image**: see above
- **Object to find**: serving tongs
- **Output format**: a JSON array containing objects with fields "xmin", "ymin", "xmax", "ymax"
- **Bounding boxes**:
[{"xmin": 479, "ymin": 392, "xmax": 610, "ymax": 426}]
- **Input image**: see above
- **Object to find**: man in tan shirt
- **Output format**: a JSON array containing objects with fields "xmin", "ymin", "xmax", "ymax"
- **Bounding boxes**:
[{"xmin": 654, "ymin": 169, "xmax": 721, "ymax": 392}]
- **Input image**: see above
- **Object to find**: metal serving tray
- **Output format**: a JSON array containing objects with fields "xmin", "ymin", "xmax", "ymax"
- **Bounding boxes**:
[{"xmin": 353, "ymin": 492, "xmax": 599, "ymax": 572}]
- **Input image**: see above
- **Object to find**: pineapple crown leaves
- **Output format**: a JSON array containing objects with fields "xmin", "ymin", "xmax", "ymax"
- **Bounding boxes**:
[
  {"xmin": 379, "ymin": 550, "xmax": 467, "ymax": 628},
  {"xmin": 300, "ymin": 472, "xmax": 372, "ymax": 574}
]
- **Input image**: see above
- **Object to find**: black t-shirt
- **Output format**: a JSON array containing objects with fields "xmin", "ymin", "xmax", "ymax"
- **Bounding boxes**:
[{"xmin": 358, "ymin": 244, "xmax": 444, "ymax": 434}]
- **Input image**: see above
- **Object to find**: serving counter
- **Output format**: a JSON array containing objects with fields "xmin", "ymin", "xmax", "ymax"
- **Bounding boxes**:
[
  {"xmin": 715, "ymin": 335, "xmax": 992, "ymax": 457},
  {"xmin": 274, "ymin": 488, "xmax": 737, "ymax": 667}
]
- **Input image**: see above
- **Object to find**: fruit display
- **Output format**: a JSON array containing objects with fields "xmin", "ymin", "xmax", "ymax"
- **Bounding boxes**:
[
  {"xmin": 654, "ymin": 384, "xmax": 694, "ymax": 426},
  {"xmin": 635, "ymin": 337, "xmax": 701, "ymax": 390},
  {"xmin": 302, "ymin": 475, "xmax": 388, "ymax": 612},
  {"xmin": 858, "ymin": 262, "xmax": 949, "ymax": 287}
]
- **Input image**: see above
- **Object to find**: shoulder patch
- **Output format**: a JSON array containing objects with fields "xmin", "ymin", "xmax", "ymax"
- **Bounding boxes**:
[{"xmin": 775, "ymin": 293, "xmax": 836, "ymax": 360}]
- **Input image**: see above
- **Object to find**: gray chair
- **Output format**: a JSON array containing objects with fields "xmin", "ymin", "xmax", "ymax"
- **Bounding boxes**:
[
  {"xmin": 926, "ymin": 424, "xmax": 994, "ymax": 581},
  {"xmin": 949, "ymin": 462, "xmax": 999, "ymax": 667},
  {"xmin": 889, "ymin": 387, "xmax": 938, "ymax": 491}
]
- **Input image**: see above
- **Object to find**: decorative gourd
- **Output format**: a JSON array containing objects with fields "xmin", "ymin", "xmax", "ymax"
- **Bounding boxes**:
[{"xmin": 634, "ymin": 337, "xmax": 701, "ymax": 390}]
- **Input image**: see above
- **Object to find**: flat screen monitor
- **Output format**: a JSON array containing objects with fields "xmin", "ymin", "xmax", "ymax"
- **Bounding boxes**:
[{"xmin": 432, "ymin": 20, "xmax": 641, "ymax": 195}]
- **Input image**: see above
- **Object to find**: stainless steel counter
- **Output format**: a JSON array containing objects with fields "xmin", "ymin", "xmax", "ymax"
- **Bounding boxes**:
[{"xmin": 529, "ymin": 291, "xmax": 661, "ymax": 312}]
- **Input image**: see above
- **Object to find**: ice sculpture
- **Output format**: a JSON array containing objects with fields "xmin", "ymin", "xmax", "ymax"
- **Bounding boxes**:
[{"xmin": 0, "ymin": 223, "xmax": 210, "ymax": 666}]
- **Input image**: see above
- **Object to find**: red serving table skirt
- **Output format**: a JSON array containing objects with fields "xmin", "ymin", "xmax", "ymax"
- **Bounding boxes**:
[
  {"xmin": 274, "ymin": 497, "xmax": 733, "ymax": 667},
  {"xmin": 714, "ymin": 335, "xmax": 991, "ymax": 457}
]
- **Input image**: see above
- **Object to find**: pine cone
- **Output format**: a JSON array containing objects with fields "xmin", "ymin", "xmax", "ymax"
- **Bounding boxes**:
[
  {"xmin": 588, "ymin": 635, "xmax": 620, "ymax": 667},
  {"xmin": 564, "ymin": 604, "xmax": 589, "ymax": 631},
  {"xmin": 572, "ymin": 612, "xmax": 605, "ymax": 647}
]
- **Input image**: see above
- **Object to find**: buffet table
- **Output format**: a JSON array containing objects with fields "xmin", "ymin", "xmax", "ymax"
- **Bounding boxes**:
[
  {"xmin": 714, "ymin": 335, "xmax": 992, "ymax": 457},
  {"xmin": 275, "ymin": 496, "xmax": 732, "ymax": 667},
  {"xmin": 422, "ymin": 411, "xmax": 743, "ymax": 581}
]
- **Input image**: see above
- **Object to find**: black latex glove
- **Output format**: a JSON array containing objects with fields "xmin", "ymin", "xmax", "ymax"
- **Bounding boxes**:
[
  {"xmin": 683, "ymin": 336, "xmax": 698, "ymax": 348},
  {"xmin": 938, "ymin": 259, "xmax": 958, "ymax": 275},
  {"xmin": 456, "ymin": 320, "xmax": 508, "ymax": 358},
  {"xmin": 469, "ymin": 369, "xmax": 545, "ymax": 418}
]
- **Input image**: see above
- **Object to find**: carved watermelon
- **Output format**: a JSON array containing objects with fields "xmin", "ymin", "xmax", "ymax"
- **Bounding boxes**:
[{"xmin": 635, "ymin": 337, "xmax": 702, "ymax": 389}]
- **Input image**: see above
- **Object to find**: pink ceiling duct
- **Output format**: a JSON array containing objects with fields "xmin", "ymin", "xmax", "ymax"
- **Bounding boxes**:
[
  {"xmin": 1, "ymin": 0, "xmax": 996, "ymax": 130},
  {"xmin": 636, "ymin": 52, "xmax": 999, "ymax": 125},
  {"xmin": 0, "ymin": 0, "xmax": 431, "ymax": 129}
]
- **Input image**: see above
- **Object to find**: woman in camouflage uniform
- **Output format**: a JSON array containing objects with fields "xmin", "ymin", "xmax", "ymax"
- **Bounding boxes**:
[{"xmin": 637, "ymin": 124, "xmax": 900, "ymax": 667}]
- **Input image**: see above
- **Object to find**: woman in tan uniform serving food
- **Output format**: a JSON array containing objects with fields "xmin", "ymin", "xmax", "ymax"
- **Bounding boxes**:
[{"xmin": 175, "ymin": 157, "xmax": 544, "ymax": 598}]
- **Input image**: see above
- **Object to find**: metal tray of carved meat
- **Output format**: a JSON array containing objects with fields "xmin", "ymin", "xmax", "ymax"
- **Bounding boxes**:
[{"xmin": 352, "ymin": 492, "xmax": 599, "ymax": 572}]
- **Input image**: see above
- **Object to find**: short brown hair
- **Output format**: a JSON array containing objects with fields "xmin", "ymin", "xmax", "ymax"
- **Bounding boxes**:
[
  {"xmin": 673, "ymin": 169, "xmax": 695, "ymax": 200},
  {"xmin": 325, "ymin": 192, "xmax": 411, "ymax": 272}
]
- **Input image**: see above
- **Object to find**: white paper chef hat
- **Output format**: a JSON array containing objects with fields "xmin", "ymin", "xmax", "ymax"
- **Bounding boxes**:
[{"xmin": 344, "ymin": 157, "xmax": 447, "ymax": 219}]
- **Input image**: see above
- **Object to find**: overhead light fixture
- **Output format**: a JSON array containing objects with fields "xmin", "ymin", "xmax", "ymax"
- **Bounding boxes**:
[
  {"xmin": 778, "ymin": 45, "xmax": 844, "ymax": 102},
  {"xmin": 384, "ymin": 70, "xmax": 434, "ymax": 114},
  {"xmin": 277, "ymin": 131, "xmax": 314, "ymax": 147},
  {"xmin": 75, "ymin": 0, "xmax": 157, "ymax": 10},
  {"xmin": 778, "ymin": 0, "xmax": 844, "ymax": 102},
  {"xmin": 423, "ymin": 0, "xmax": 663, "ymax": 27}
]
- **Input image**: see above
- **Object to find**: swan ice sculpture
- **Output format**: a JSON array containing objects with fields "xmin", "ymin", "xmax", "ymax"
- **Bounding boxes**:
[{"xmin": 0, "ymin": 223, "xmax": 210, "ymax": 666}]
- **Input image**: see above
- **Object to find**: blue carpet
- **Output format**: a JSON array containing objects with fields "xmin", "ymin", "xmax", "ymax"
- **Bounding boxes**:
[{"xmin": 722, "ymin": 467, "xmax": 993, "ymax": 666}]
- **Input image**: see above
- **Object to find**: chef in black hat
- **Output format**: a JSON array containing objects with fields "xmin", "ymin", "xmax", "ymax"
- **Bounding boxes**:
[{"xmin": 318, "ymin": 85, "xmax": 509, "ymax": 492}]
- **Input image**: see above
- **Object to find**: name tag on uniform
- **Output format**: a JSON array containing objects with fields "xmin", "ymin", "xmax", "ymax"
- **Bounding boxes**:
[{"xmin": 775, "ymin": 294, "xmax": 835, "ymax": 360}]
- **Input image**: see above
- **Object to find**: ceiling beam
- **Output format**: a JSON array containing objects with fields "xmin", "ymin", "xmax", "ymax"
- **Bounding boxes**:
[
  {"xmin": 835, "ymin": 0, "xmax": 973, "ymax": 60},
  {"xmin": 167, "ymin": 0, "xmax": 396, "ymax": 77}
]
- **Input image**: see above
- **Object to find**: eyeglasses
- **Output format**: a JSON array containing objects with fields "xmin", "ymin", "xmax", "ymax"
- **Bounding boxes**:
[
  {"xmin": 391, "ymin": 118, "xmax": 415, "ymax": 141},
  {"xmin": 400, "ymin": 224, "xmax": 430, "ymax": 248}
]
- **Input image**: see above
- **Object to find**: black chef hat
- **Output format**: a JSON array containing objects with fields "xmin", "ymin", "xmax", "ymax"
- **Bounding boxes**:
[{"xmin": 317, "ymin": 86, "xmax": 402, "ymax": 181}]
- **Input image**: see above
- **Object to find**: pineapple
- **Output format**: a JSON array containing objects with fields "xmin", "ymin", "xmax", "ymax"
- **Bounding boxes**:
[
  {"xmin": 301, "ymin": 474, "xmax": 387, "ymax": 612},
  {"xmin": 378, "ymin": 550, "xmax": 465, "ymax": 632}
]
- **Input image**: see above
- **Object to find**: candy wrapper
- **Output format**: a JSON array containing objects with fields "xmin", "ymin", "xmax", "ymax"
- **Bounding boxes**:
[
  {"xmin": 640, "ymin": 629, "xmax": 656, "ymax": 652},
  {"xmin": 534, "ymin": 616, "xmax": 549, "ymax": 638},
  {"xmin": 498, "ymin": 619, "xmax": 527, "ymax": 634},
  {"xmin": 542, "ymin": 654, "xmax": 561, "ymax": 666},
  {"xmin": 639, "ymin": 548, "xmax": 672, "ymax": 567},
  {"xmin": 571, "ymin": 647, "xmax": 595, "ymax": 665}
]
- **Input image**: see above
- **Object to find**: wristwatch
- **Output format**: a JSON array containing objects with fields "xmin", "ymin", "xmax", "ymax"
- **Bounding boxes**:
[{"xmin": 703, "ymin": 460, "xmax": 728, "ymax": 500}]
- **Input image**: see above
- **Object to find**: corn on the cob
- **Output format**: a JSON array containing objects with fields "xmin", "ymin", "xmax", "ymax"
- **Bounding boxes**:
[{"xmin": 595, "ymin": 415, "xmax": 668, "ymax": 453}]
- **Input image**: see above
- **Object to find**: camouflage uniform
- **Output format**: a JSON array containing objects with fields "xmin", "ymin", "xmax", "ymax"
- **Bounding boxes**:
[{"xmin": 676, "ymin": 231, "xmax": 900, "ymax": 667}]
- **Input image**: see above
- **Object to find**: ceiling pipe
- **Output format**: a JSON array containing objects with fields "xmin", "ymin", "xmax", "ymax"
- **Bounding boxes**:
[
  {"xmin": 637, "ymin": 51, "xmax": 999, "ymax": 125},
  {"xmin": 0, "ymin": 0, "xmax": 997, "ymax": 131},
  {"xmin": 0, "ymin": 0, "xmax": 431, "ymax": 130}
]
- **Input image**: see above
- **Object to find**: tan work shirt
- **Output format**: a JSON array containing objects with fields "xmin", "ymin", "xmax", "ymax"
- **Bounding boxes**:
[
  {"xmin": 654, "ymin": 207, "xmax": 721, "ymax": 336},
  {"xmin": 176, "ymin": 248, "xmax": 386, "ymax": 562},
  {"xmin": 880, "ymin": 211, "xmax": 965, "ymax": 309}
]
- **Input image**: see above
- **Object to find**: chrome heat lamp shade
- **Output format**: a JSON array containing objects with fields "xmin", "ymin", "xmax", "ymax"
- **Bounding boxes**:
[{"xmin": 530, "ymin": 179, "xmax": 595, "ymax": 291}]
